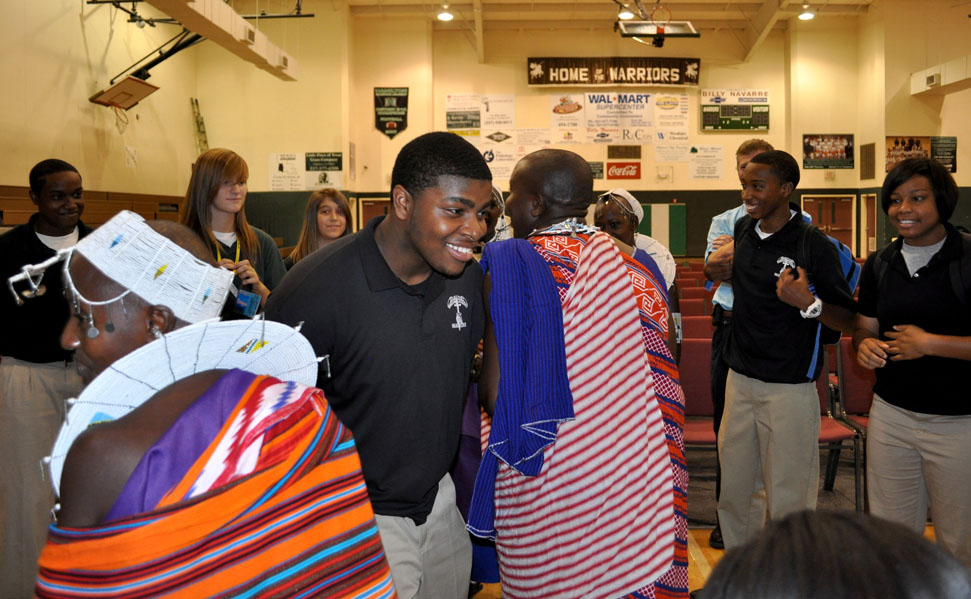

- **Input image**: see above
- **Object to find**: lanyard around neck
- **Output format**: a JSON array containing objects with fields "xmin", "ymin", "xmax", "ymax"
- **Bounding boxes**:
[{"xmin": 215, "ymin": 239, "xmax": 241, "ymax": 264}]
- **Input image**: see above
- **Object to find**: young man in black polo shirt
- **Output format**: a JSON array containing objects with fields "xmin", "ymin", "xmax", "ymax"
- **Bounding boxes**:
[
  {"xmin": 706, "ymin": 150, "xmax": 856, "ymax": 550},
  {"xmin": 0, "ymin": 159, "xmax": 91, "ymax": 597},
  {"xmin": 266, "ymin": 132, "xmax": 492, "ymax": 598}
]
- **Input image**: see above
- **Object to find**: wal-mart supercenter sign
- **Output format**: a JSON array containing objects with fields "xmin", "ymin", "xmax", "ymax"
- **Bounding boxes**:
[{"xmin": 528, "ymin": 57, "xmax": 700, "ymax": 87}]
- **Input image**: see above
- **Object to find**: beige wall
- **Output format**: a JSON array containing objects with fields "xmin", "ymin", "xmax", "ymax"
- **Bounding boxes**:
[
  {"xmin": 349, "ymin": 18, "xmax": 434, "ymax": 192},
  {"xmin": 0, "ymin": 1, "xmax": 199, "ymax": 195},
  {"xmin": 4, "ymin": 0, "xmax": 971, "ymax": 196},
  {"xmin": 195, "ymin": 3, "xmax": 350, "ymax": 192}
]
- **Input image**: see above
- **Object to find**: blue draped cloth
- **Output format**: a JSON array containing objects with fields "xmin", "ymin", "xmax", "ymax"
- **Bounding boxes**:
[{"xmin": 466, "ymin": 238, "xmax": 575, "ymax": 539}]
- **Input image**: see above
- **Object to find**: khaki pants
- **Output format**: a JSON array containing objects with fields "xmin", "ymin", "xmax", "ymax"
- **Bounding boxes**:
[
  {"xmin": 717, "ymin": 369, "xmax": 820, "ymax": 550},
  {"xmin": 0, "ymin": 358, "xmax": 83, "ymax": 599},
  {"xmin": 374, "ymin": 475, "xmax": 472, "ymax": 599},
  {"xmin": 868, "ymin": 396, "xmax": 971, "ymax": 569}
]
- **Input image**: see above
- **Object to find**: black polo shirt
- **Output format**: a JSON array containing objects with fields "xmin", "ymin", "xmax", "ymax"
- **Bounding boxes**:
[
  {"xmin": 728, "ymin": 204, "xmax": 856, "ymax": 383},
  {"xmin": 858, "ymin": 224, "xmax": 971, "ymax": 416},
  {"xmin": 265, "ymin": 216, "xmax": 484, "ymax": 522},
  {"xmin": 0, "ymin": 214, "xmax": 92, "ymax": 363}
]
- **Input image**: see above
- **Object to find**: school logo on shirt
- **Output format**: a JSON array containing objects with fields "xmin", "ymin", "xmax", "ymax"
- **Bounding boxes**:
[
  {"xmin": 774, "ymin": 255, "xmax": 796, "ymax": 277},
  {"xmin": 448, "ymin": 295, "xmax": 468, "ymax": 330}
]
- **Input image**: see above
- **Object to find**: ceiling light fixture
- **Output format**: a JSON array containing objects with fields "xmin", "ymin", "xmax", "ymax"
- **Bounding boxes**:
[
  {"xmin": 437, "ymin": 4, "xmax": 454, "ymax": 21},
  {"xmin": 798, "ymin": 4, "xmax": 815, "ymax": 20},
  {"xmin": 618, "ymin": 5, "xmax": 635, "ymax": 20}
]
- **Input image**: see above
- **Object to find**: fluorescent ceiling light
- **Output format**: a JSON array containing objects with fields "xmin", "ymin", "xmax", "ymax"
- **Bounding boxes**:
[{"xmin": 437, "ymin": 4, "xmax": 454, "ymax": 21}]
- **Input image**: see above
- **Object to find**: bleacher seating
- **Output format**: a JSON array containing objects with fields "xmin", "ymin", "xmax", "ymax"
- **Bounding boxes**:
[{"xmin": 0, "ymin": 185, "xmax": 183, "ymax": 227}]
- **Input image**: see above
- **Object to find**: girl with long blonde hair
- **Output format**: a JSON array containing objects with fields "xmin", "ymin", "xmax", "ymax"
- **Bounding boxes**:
[{"xmin": 181, "ymin": 149, "xmax": 286, "ymax": 308}]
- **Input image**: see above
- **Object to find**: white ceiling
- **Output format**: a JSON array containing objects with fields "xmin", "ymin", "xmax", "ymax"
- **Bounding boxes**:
[{"xmin": 347, "ymin": 0, "xmax": 873, "ymax": 32}]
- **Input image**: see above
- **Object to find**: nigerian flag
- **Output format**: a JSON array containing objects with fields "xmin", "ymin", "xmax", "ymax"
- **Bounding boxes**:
[{"xmin": 637, "ymin": 203, "xmax": 686, "ymax": 256}]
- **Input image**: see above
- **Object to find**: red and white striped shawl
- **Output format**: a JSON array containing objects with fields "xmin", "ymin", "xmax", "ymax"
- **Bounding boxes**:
[{"xmin": 493, "ymin": 232, "xmax": 675, "ymax": 599}]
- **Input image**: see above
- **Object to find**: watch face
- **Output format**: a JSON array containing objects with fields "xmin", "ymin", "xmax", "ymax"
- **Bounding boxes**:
[{"xmin": 802, "ymin": 297, "xmax": 822, "ymax": 318}]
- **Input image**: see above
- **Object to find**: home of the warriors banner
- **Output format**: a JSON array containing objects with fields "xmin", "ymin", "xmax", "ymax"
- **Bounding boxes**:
[{"xmin": 528, "ymin": 57, "xmax": 700, "ymax": 87}]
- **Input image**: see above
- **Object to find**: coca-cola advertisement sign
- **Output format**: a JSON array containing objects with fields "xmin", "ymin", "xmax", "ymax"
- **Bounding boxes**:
[{"xmin": 606, "ymin": 162, "xmax": 640, "ymax": 179}]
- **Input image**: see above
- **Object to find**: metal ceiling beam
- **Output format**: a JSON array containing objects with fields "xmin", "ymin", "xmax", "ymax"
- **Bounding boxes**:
[
  {"xmin": 738, "ymin": 0, "xmax": 789, "ymax": 61},
  {"xmin": 474, "ymin": 0, "xmax": 485, "ymax": 61}
]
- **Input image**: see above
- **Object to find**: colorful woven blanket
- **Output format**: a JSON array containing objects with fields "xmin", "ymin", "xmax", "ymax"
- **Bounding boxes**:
[{"xmin": 37, "ymin": 370, "xmax": 396, "ymax": 599}]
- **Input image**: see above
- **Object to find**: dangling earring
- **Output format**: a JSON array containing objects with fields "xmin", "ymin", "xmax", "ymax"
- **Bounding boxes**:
[{"xmin": 83, "ymin": 308, "xmax": 100, "ymax": 339}]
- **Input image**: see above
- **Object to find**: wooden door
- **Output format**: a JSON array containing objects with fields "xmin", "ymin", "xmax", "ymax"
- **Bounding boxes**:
[
  {"xmin": 861, "ymin": 193, "xmax": 877, "ymax": 256},
  {"xmin": 359, "ymin": 199, "xmax": 390, "ymax": 231},
  {"xmin": 802, "ymin": 195, "xmax": 855, "ymax": 252}
]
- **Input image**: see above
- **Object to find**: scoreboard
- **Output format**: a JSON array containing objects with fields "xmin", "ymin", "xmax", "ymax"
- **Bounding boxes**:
[
  {"xmin": 701, "ymin": 104, "xmax": 769, "ymax": 131},
  {"xmin": 700, "ymin": 89, "xmax": 770, "ymax": 131}
]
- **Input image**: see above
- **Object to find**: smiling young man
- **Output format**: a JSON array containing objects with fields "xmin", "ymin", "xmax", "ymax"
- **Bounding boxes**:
[
  {"xmin": 266, "ymin": 132, "xmax": 492, "ymax": 598},
  {"xmin": 0, "ymin": 159, "xmax": 91, "ymax": 597},
  {"xmin": 706, "ymin": 150, "xmax": 856, "ymax": 550},
  {"xmin": 700, "ymin": 138, "xmax": 773, "ymax": 550}
]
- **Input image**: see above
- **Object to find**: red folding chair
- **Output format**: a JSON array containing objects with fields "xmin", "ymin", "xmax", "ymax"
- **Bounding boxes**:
[
  {"xmin": 680, "ymin": 298, "xmax": 708, "ymax": 316},
  {"xmin": 681, "ymin": 315, "xmax": 714, "ymax": 339}
]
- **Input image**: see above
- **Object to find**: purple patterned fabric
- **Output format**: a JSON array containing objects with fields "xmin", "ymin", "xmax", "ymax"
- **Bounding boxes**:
[{"xmin": 103, "ymin": 369, "xmax": 257, "ymax": 522}]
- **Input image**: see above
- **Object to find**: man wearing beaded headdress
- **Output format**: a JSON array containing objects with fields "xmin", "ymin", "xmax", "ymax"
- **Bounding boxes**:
[
  {"xmin": 19, "ymin": 212, "xmax": 395, "ymax": 598},
  {"xmin": 0, "ymin": 159, "xmax": 91, "ymax": 598},
  {"xmin": 466, "ymin": 149, "xmax": 687, "ymax": 599}
]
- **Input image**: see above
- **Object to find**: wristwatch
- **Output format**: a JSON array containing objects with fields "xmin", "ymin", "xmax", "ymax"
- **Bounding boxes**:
[{"xmin": 800, "ymin": 296, "xmax": 823, "ymax": 319}]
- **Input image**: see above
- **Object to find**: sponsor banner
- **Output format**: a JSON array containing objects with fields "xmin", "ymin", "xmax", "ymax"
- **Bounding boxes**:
[
  {"xmin": 606, "ymin": 162, "xmax": 641, "ymax": 180},
  {"xmin": 374, "ymin": 87, "xmax": 408, "ymax": 138},
  {"xmin": 585, "ymin": 91, "xmax": 653, "ymax": 144},
  {"xmin": 268, "ymin": 152, "xmax": 343, "ymax": 191},
  {"xmin": 804, "ymin": 134, "xmax": 854, "ymax": 169},
  {"xmin": 528, "ymin": 57, "xmax": 700, "ymax": 87},
  {"xmin": 701, "ymin": 88, "xmax": 770, "ymax": 131},
  {"xmin": 588, "ymin": 161, "xmax": 605, "ymax": 180},
  {"xmin": 550, "ymin": 94, "xmax": 585, "ymax": 144},
  {"xmin": 688, "ymin": 146, "xmax": 723, "ymax": 180},
  {"xmin": 655, "ymin": 93, "xmax": 689, "ymax": 140}
]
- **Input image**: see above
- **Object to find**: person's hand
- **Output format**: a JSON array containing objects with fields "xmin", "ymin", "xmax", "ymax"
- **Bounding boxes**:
[
  {"xmin": 232, "ymin": 259, "xmax": 260, "ymax": 287},
  {"xmin": 705, "ymin": 240, "xmax": 734, "ymax": 281},
  {"xmin": 217, "ymin": 258, "xmax": 237, "ymax": 271},
  {"xmin": 856, "ymin": 337, "xmax": 889, "ymax": 369},
  {"xmin": 776, "ymin": 267, "xmax": 815, "ymax": 310},
  {"xmin": 885, "ymin": 324, "xmax": 930, "ymax": 361},
  {"xmin": 711, "ymin": 234, "xmax": 733, "ymax": 251}
]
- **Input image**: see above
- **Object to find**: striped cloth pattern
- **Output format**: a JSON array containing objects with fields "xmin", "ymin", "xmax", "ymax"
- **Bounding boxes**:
[
  {"xmin": 37, "ymin": 374, "xmax": 397, "ymax": 599},
  {"xmin": 493, "ymin": 233, "xmax": 675, "ymax": 599}
]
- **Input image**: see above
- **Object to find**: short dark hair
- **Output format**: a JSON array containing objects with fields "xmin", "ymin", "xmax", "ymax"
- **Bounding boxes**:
[
  {"xmin": 748, "ymin": 150, "xmax": 800, "ymax": 189},
  {"xmin": 736, "ymin": 139, "xmax": 774, "ymax": 158},
  {"xmin": 702, "ymin": 510, "xmax": 971, "ymax": 599},
  {"xmin": 881, "ymin": 157, "xmax": 958, "ymax": 222},
  {"xmin": 390, "ymin": 132, "xmax": 492, "ymax": 197},
  {"xmin": 29, "ymin": 159, "xmax": 80, "ymax": 194},
  {"xmin": 519, "ymin": 149, "xmax": 594, "ymax": 210}
]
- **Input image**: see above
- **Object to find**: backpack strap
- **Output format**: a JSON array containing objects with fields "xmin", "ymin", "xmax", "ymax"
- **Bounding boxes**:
[
  {"xmin": 872, "ymin": 243, "xmax": 895, "ymax": 297},
  {"xmin": 949, "ymin": 232, "xmax": 971, "ymax": 305}
]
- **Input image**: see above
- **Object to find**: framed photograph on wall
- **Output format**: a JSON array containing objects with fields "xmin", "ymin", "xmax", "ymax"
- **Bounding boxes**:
[{"xmin": 803, "ymin": 134, "xmax": 854, "ymax": 169}]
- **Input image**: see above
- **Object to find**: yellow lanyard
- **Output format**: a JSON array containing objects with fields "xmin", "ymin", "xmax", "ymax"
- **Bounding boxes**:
[{"xmin": 215, "ymin": 239, "xmax": 241, "ymax": 264}]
